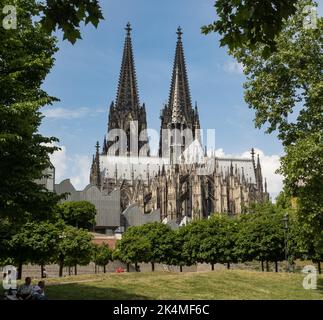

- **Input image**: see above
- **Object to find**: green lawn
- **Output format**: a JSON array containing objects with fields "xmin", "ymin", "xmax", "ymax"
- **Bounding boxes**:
[{"xmin": 30, "ymin": 270, "xmax": 323, "ymax": 300}]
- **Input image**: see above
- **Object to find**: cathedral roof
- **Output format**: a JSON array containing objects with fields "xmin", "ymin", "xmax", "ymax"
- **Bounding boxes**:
[{"xmin": 100, "ymin": 155, "xmax": 257, "ymax": 184}]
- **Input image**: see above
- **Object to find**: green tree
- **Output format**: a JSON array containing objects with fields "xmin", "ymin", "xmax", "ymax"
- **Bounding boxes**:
[
  {"xmin": 177, "ymin": 221, "xmax": 207, "ymax": 270},
  {"xmin": 9, "ymin": 221, "xmax": 62, "ymax": 278},
  {"xmin": 140, "ymin": 223, "xmax": 175, "ymax": 272},
  {"xmin": 0, "ymin": 0, "xmax": 100, "ymax": 272},
  {"xmin": 118, "ymin": 226, "xmax": 151, "ymax": 272},
  {"xmin": 233, "ymin": 0, "xmax": 322, "ymax": 146},
  {"xmin": 57, "ymin": 201, "xmax": 96, "ymax": 230},
  {"xmin": 0, "ymin": 0, "xmax": 61, "ymax": 226},
  {"xmin": 92, "ymin": 244, "xmax": 112, "ymax": 273},
  {"xmin": 0, "ymin": 1, "xmax": 64, "ymax": 269},
  {"xmin": 0, "ymin": 0, "xmax": 103, "ymax": 44},
  {"xmin": 236, "ymin": 203, "xmax": 286, "ymax": 272},
  {"xmin": 202, "ymin": 0, "xmax": 298, "ymax": 55},
  {"xmin": 200, "ymin": 214, "xmax": 238, "ymax": 270},
  {"xmin": 55, "ymin": 225, "xmax": 93, "ymax": 277},
  {"xmin": 232, "ymin": 0, "xmax": 322, "ymax": 270},
  {"xmin": 167, "ymin": 225, "xmax": 195, "ymax": 272},
  {"xmin": 38, "ymin": 0, "xmax": 104, "ymax": 43}
]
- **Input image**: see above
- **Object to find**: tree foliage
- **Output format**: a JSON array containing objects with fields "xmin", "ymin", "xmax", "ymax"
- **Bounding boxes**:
[
  {"xmin": 57, "ymin": 201, "xmax": 96, "ymax": 230},
  {"xmin": 199, "ymin": 215, "xmax": 238, "ymax": 269},
  {"xmin": 9, "ymin": 221, "xmax": 62, "ymax": 267},
  {"xmin": 92, "ymin": 244, "xmax": 112, "ymax": 272},
  {"xmin": 38, "ymin": 0, "xmax": 104, "ymax": 44},
  {"xmin": 231, "ymin": 0, "xmax": 322, "ymax": 267},
  {"xmin": 0, "ymin": 0, "xmax": 61, "ymax": 226},
  {"xmin": 202, "ymin": 0, "xmax": 298, "ymax": 55},
  {"xmin": 233, "ymin": 1, "xmax": 322, "ymax": 145},
  {"xmin": 236, "ymin": 203, "xmax": 286, "ymax": 265},
  {"xmin": 55, "ymin": 225, "xmax": 93, "ymax": 275},
  {"xmin": 139, "ymin": 222, "xmax": 175, "ymax": 271},
  {"xmin": 118, "ymin": 226, "xmax": 151, "ymax": 268}
]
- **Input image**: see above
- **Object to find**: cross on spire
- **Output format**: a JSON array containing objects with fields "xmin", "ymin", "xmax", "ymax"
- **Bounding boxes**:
[
  {"xmin": 95, "ymin": 141, "xmax": 100, "ymax": 153},
  {"xmin": 177, "ymin": 26, "xmax": 183, "ymax": 39},
  {"xmin": 125, "ymin": 22, "xmax": 132, "ymax": 36}
]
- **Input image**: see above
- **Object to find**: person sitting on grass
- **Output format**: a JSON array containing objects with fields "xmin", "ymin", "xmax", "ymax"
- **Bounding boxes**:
[
  {"xmin": 16, "ymin": 277, "xmax": 33, "ymax": 300},
  {"xmin": 32, "ymin": 281, "xmax": 47, "ymax": 300}
]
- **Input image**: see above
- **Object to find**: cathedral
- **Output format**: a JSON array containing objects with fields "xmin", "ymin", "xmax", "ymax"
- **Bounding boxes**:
[{"xmin": 90, "ymin": 23, "xmax": 269, "ymax": 225}]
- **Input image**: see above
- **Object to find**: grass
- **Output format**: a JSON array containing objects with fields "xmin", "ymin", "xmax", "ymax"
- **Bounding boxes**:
[{"xmin": 9, "ymin": 270, "xmax": 322, "ymax": 300}]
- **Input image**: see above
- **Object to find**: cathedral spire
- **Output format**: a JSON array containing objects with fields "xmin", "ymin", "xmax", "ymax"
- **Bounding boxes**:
[
  {"xmin": 115, "ymin": 22, "xmax": 139, "ymax": 110},
  {"xmin": 169, "ymin": 27, "xmax": 192, "ymax": 120},
  {"xmin": 107, "ymin": 23, "xmax": 149, "ymax": 156},
  {"xmin": 171, "ymin": 66, "xmax": 186, "ymax": 125},
  {"xmin": 90, "ymin": 142, "xmax": 101, "ymax": 188}
]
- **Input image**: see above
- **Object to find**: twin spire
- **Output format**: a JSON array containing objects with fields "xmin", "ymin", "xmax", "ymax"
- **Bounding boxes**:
[
  {"xmin": 115, "ymin": 22, "xmax": 140, "ymax": 110},
  {"xmin": 168, "ymin": 26, "xmax": 193, "ymax": 124},
  {"xmin": 106, "ymin": 23, "xmax": 198, "ymax": 158},
  {"xmin": 115, "ymin": 23, "xmax": 193, "ymax": 125}
]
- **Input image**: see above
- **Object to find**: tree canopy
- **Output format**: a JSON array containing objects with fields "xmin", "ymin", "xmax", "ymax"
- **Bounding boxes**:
[
  {"xmin": 202, "ymin": 0, "xmax": 298, "ymax": 55},
  {"xmin": 55, "ymin": 225, "xmax": 93, "ymax": 276},
  {"xmin": 231, "ymin": 0, "xmax": 322, "ymax": 266},
  {"xmin": 92, "ymin": 244, "xmax": 112, "ymax": 273},
  {"xmin": 57, "ymin": 201, "xmax": 96, "ymax": 230}
]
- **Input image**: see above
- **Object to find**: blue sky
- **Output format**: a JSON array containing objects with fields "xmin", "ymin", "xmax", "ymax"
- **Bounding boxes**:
[{"xmin": 40, "ymin": 0, "xmax": 323, "ymax": 198}]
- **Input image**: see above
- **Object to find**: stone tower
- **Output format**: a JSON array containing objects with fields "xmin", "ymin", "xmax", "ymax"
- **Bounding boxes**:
[
  {"xmin": 103, "ymin": 23, "xmax": 149, "ymax": 157},
  {"xmin": 159, "ymin": 27, "xmax": 200, "ymax": 158}
]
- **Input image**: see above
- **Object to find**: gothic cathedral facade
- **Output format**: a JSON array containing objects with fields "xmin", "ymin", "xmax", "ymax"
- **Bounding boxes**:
[{"xmin": 90, "ymin": 23, "xmax": 269, "ymax": 225}]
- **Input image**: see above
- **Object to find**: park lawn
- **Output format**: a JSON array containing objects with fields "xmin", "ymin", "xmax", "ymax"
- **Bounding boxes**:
[{"xmin": 37, "ymin": 270, "xmax": 323, "ymax": 300}]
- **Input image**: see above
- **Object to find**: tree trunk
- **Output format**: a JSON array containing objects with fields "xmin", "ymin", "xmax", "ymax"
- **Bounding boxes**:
[
  {"xmin": 275, "ymin": 261, "xmax": 278, "ymax": 273},
  {"xmin": 135, "ymin": 262, "xmax": 138, "ymax": 272},
  {"xmin": 211, "ymin": 263, "xmax": 214, "ymax": 271},
  {"xmin": 17, "ymin": 262, "xmax": 23, "ymax": 280},
  {"xmin": 227, "ymin": 262, "xmax": 230, "ymax": 270},
  {"xmin": 151, "ymin": 262, "xmax": 155, "ymax": 272},
  {"xmin": 261, "ymin": 261, "xmax": 264, "ymax": 272},
  {"xmin": 127, "ymin": 263, "xmax": 130, "ymax": 272},
  {"xmin": 180, "ymin": 265, "xmax": 183, "ymax": 272},
  {"xmin": 68, "ymin": 267, "xmax": 71, "ymax": 276},
  {"xmin": 75, "ymin": 264, "xmax": 77, "ymax": 275},
  {"xmin": 59, "ymin": 262, "xmax": 64, "ymax": 277},
  {"xmin": 95, "ymin": 264, "xmax": 97, "ymax": 274},
  {"xmin": 266, "ymin": 261, "xmax": 269, "ymax": 272},
  {"xmin": 318, "ymin": 262, "xmax": 321, "ymax": 275},
  {"xmin": 104, "ymin": 265, "xmax": 106, "ymax": 273}
]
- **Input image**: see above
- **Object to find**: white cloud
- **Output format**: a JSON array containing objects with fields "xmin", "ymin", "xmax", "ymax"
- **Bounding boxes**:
[
  {"xmin": 50, "ymin": 144, "xmax": 91, "ymax": 190},
  {"xmin": 43, "ymin": 107, "xmax": 90, "ymax": 119},
  {"xmin": 49, "ymin": 145, "xmax": 67, "ymax": 182},
  {"xmin": 214, "ymin": 147, "xmax": 283, "ymax": 201},
  {"xmin": 70, "ymin": 155, "xmax": 92, "ymax": 190},
  {"xmin": 223, "ymin": 60, "xmax": 244, "ymax": 75}
]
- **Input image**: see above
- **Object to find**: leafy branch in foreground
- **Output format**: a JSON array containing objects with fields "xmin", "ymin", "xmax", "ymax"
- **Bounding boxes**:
[{"xmin": 202, "ymin": 0, "xmax": 298, "ymax": 56}]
